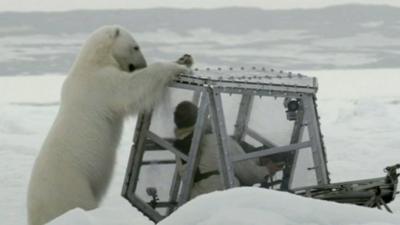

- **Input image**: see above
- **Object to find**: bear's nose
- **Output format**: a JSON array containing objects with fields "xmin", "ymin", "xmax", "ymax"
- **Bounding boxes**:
[{"xmin": 128, "ymin": 64, "xmax": 136, "ymax": 72}]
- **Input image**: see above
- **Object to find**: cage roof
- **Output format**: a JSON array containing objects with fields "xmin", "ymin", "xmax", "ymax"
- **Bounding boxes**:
[{"xmin": 173, "ymin": 67, "xmax": 318, "ymax": 95}]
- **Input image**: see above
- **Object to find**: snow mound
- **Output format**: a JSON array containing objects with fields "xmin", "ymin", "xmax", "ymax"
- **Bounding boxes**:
[
  {"xmin": 32, "ymin": 187, "xmax": 400, "ymax": 225},
  {"xmin": 159, "ymin": 187, "xmax": 400, "ymax": 225},
  {"xmin": 47, "ymin": 196, "xmax": 154, "ymax": 225},
  {"xmin": 47, "ymin": 209, "xmax": 90, "ymax": 225}
]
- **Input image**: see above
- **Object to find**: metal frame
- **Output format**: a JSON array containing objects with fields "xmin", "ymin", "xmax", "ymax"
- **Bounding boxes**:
[
  {"xmin": 121, "ymin": 68, "xmax": 332, "ymax": 222},
  {"xmin": 302, "ymin": 96, "xmax": 330, "ymax": 184},
  {"xmin": 233, "ymin": 93, "xmax": 254, "ymax": 141},
  {"xmin": 285, "ymin": 105, "xmax": 306, "ymax": 190},
  {"xmin": 178, "ymin": 92, "xmax": 210, "ymax": 204},
  {"xmin": 231, "ymin": 141, "xmax": 312, "ymax": 162},
  {"xmin": 293, "ymin": 164, "xmax": 400, "ymax": 213},
  {"xmin": 122, "ymin": 112, "xmax": 152, "ymax": 198},
  {"xmin": 208, "ymin": 87, "xmax": 237, "ymax": 188}
]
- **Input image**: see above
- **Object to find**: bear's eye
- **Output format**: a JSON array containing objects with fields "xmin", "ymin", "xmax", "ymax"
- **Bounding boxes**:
[{"xmin": 133, "ymin": 46, "xmax": 140, "ymax": 51}]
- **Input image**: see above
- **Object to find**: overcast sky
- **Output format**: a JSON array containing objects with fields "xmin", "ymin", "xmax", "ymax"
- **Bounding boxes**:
[{"xmin": 1, "ymin": 0, "xmax": 400, "ymax": 12}]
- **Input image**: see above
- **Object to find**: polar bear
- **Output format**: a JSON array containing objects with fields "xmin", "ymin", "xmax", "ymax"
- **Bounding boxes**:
[{"xmin": 27, "ymin": 25, "xmax": 192, "ymax": 225}]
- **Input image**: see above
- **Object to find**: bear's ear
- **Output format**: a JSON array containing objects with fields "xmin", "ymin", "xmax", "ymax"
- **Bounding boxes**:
[{"xmin": 113, "ymin": 28, "xmax": 120, "ymax": 39}]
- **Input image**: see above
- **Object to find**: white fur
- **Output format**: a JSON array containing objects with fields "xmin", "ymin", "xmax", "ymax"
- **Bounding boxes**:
[{"xmin": 27, "ymin": 25, "xmax": 189, "ymax": 225}]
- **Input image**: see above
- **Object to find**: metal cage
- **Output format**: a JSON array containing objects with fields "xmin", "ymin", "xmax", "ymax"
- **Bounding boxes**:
[{"xmin": 121, "ymin": 68, "xmax": 398, "ymax": 222}]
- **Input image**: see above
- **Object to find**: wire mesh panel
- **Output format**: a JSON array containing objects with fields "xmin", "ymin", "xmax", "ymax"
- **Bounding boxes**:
[
  {"xmin": 135, "ymin": 155, "xmax": 176, "ymax": 215},
  {"xmin": 237, "ymin": 95, "xmax": 320, "ymax": 189},
  {"xmin": 219, "ymin": 93, "xmax": 242, "ymax": 135},
  {"xmin": 149, "ymin": 87, "xmax": 198, "ymax": 138},
  {"xmin": 290, "ymin": 146, "xmax": 318, "ymax": 188},
  {"xmin": 248, "ymin": 97, "xmax": 294, "ymax": 146}
]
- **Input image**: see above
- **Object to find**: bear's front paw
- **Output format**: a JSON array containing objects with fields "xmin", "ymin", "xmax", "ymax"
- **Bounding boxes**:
[
  {"xmin": 155, "ymin": 62, "xmax": 190, "ymax": 78},
  {"xmin": 176, "ymin": 54, "xmax": 194, "ymax": 68}
]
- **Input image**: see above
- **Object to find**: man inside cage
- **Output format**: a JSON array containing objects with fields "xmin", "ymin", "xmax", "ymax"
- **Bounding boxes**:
[{"xmin": 173, "ymin": 101, "xmax": 281, "ymax": 198}]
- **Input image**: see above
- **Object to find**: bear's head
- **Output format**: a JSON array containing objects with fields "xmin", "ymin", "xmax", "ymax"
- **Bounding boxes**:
[
  {"xmin": 111, "ymin": 26, "xmax": 147, "ymax": 72},
  {"xmin": 74, "ymin": 25, "xmax": 147, "ymax": 73}
]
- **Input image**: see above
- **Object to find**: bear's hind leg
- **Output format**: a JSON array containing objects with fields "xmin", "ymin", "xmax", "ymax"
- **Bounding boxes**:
[{"xmin": 28, "ymin": 172, "xmax": 99, "ymax": 225}]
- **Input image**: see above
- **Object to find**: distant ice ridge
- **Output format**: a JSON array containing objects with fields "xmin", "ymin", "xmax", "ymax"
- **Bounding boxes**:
[{"xmin": 49, "ymin": 188, "xmax": 400, "ymax": 225}]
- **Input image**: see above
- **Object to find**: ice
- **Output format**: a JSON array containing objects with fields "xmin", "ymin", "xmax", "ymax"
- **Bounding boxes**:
[
  {"xmin": 1, "ymin": 69, "xmax": 400, "ymax": 224},
  {"xmin": 49, "ymin": 188, "xmax": 400, "ymax": 225},
  {"xmin": 0, "ymin": 74, "xmax": 64, "ymax": 104},
  {"xmin": 137, "ymin": 29, "xmax": 315, "ymax": 46},
  {"xmin": 47, "ymin": 209, "xmax": 90, "ymax": 225},
  {"xmin": 48, "ymin": 197, "xmax": 153, "ymax": 225},
  {"xmin": 159, "ymin": 188, "xmax": 400, "ymax": 225},
  {"xmin": 0, "ymin": 34, "xmax": 84, "ymax": 63}
]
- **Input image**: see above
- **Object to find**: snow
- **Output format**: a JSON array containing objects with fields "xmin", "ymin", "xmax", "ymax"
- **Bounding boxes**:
[
  {"xmin": 159, "ymin": 188, "xmax": 400, "ymax": 225},
  {"xmin": 47, "ymin": 198, "xmax": 153, "ymax": 225},
  {"xmin": 0, "ymin": 34, "xmax": 83, "ymax": 63},
  {"xmin": 48, "ymin": 188, "xmax": 400, "ymax": 225},
  {"xmin": 1, "ymin": 69, "xmax": 400, "ymax": 224}
]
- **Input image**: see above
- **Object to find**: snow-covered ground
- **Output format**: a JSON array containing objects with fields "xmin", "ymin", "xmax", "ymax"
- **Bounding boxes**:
[
  {"xmin": 49, "ymin": 188, "xmax": 400, "ymax": 225},
  {"xmin": 1, "ymin": 68, "xmax": 400, "ymax": 224},
  {"xmin": 160, "ymin": 188, "xmax": 400, "ymax": 225}
]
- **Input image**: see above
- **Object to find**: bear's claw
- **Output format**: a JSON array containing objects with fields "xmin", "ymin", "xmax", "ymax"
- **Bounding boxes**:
[{"xmin": 176, "ymin": 54, "xmax": 194, "ymax": 68}]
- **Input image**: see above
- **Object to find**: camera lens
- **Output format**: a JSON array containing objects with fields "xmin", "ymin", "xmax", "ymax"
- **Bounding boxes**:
[{"xmin": 287, "ymin": 100, "xmax": 299, "ymax": 112}]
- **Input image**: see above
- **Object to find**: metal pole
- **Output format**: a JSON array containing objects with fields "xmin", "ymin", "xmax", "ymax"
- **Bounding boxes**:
[
  {"xmin": 233, "ymin": 93, "xmax": 254, "ymax": 142},
  {"xmin": 208, "ymin": 87, "xmax": 236, "ymax": 188},
  {"xmin": 303, "ymin": 95, "xmax": 329, "ymax": 185},
  {"xmin": 283, "ymin": 105, "xmax": 305, "ymax": 190},
  {"xmin": 128, "ymin": 194, "xmax": 164, "ymax": 222},
  {"xmin": 122, "ymin": 112, "xmax": 152, "ymax": 198},
  {"xmin": 192, "ymin": 90, "xmax": 201, "ymax": 106},
  {"xmin": 167, "ymin": 163, "xmax": 181, "ymax": 214},
  {"xmin": 178, "ymin": 92, "xmax": 209, "ymax": 205},
  {"xmin": 231, "ymin": 141, "xmax": 311, "ymax": 162}
]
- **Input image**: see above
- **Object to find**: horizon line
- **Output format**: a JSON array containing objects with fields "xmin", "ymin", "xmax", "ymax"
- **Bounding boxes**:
[{"xmin": 0, "ymin": 3, "xmax": 398, "ymax": 14}]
